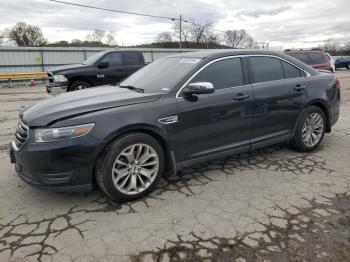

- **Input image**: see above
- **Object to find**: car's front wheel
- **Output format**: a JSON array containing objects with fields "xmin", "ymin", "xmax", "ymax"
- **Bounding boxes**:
[
  {"xmin": 293, "ymin": 106, "xmax": 326, "ymax": 152},
  {"xmin": 96, "ymin": 133, "xmax": 164, "ymax": 202},
  {"xmin": 69, "ymin": 80, "xmax": 91, "ymax": 91}
]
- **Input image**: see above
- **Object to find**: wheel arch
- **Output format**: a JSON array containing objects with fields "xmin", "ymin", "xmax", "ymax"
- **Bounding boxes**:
[
  {"xmin": 92, "ymin": 124, "xmax": 175, "ymax": 187},
  {"xmin": 293, "ymin": 100, "xmax": 331, "ymax": 136},
  {"xmin": 307, "ymin": 100, "xmax": 331, "ymax": 132},
  {"xmin": 68, "ymin": 77, "xmax": 93, "ymax": 91}
]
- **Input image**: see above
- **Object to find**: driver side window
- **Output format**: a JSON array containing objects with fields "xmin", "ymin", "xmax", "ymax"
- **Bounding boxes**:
[
  {"xmin": 101, "ymin": 52, "xmax": 122, "ymax": 66},
  {"xmin": 190, "ymin": 58, "xmax": 244, "ymax": 90}
]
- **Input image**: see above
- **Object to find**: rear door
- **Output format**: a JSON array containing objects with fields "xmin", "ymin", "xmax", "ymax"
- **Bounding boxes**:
[
  {"xmin": 248, "ymin": 56, "xmax": 306, "ymax": 149},
  {"xmin": 122, "ymin": 52, "xmax": 144, "ymax": 78},
  {"xmin": 175, "ymin": 57, "xmax": 253, "ymax": 163}
]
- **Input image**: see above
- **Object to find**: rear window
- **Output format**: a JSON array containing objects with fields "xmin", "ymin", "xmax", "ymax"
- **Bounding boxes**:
[
  {"xmin": 287, "ymin": 53, "xmax": 309, "ymax": 64},
  {"xmin": 308, "ymin": 52, "xmax": 327, "ymax": 64},
  {"xmin": 250, "ymin": 57, "xmax": 285, "ymax": 83},
  {"xmin": 281, "ymin": 61, "xmax": 303, "ymax": 78},
  {"xmin": 123, "ymin": 52, "xmax": 140, "ymax": 65}
]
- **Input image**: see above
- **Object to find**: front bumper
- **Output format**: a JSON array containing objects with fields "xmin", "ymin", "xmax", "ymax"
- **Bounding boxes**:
[
  {"xmin": 46, "ymin": 82, "xmax": 68, "ymax": 95},
  {"xmin": 9, "ymin": 134, "xmax": 104, "ymax": 193}
]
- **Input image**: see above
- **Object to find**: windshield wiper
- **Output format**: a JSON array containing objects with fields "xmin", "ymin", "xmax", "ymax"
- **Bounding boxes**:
[{"xmin": 118, "ymin": 85, "xmax": 144, "ymax": 93}]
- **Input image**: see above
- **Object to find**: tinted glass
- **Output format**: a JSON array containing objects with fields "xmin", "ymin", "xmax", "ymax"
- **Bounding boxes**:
[
  {"xmin": 308, "ymin": 52, "xmax": 327, "ymax": 64},
  {"xmin": 281, "ymin": 61, "xmax": 302, "ymax": 78},
  {"xmin": 109, "ymin": 52, "xmax": 122, "ymax": 66},
  {"xmin": 288, "ymin": 53, "xmax": 309, "ymax": 64},
  {"xmin": 83, "ymin": 51, "xmax": 107, "ymax": 65},
  {"xmin": 101, "ymin": 52, "xmax": 122, "ymax": 66},
  {"xmin": 123, "ymin": 52, "xmax": 140, "ymax": 65},
  {"xmin": 190, "ymin": 58, "xmax": 244, "ymax": 90},
  {"xmin": 120, "ymin": 57, "xmax": 200, "ymax": 93},
  {"xmin": 250, "ymin": 57, "xmax": 284, "ymax": 83}
]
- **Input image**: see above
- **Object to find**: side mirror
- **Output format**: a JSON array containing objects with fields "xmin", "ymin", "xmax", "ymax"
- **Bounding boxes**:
[
  {"xmin": 182, "ymin": 82, "xmax": 215, "ymax": 96},
  {"xmin": 97, "ymin": 61, "xmax": 109, "ymax": 69}
]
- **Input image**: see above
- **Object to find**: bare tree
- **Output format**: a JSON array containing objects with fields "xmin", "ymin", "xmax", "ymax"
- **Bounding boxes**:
[
  {"xmin": 190, "ymin": 20, "xmax": 212, "ymax": 44},
  {"xmin": 156, "ymin": 32, "xmax": 173, "ymax": 43},
  {"xmin": 0, "ymin": 31, "xmax": 4, "ymax": 44},
  {"xmin": 105, "ymin": 32, "xmax": 116, "ymax": 46},
  {"xmin": 224, "ymin": 29, "xmax": 253, "ymax": 48},
  {"xmin": 6, "ymin": 22, "xmax": 47, "ymax": 47},
  {"xmin": 86, "ymin": 29, "xmax": 105, "ymax": 42},
  {"xmin": 173, "ymin": 21, "xmax": 191, "ymax": 42}
]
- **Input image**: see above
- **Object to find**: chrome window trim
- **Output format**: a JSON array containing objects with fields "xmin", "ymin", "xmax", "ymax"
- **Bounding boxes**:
[{"xmin": 176, "ymin": 54, "xmax": 311, "ymax": 98}]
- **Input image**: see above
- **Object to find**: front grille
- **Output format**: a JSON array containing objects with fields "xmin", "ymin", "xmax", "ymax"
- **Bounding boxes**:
[
  {"xmin": 14, "ymin": 121, "xmax": 29, "ymax": 149},
  {"xmin": 48, "ymin": 72, "xmax": 53, "ymax": 83}
]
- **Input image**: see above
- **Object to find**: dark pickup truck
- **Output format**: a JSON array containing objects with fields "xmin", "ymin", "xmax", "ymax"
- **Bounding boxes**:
[{"xmin": 46, "ymin": 50, "xmax": 145, "ymax": 94}]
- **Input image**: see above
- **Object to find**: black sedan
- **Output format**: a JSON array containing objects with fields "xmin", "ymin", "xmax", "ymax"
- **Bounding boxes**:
[{"xmin": 10, "ymin": 50, "xmax": 341, "ymax": 202}]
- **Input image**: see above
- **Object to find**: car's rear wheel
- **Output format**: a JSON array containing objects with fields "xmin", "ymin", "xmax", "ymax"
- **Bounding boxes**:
[
  {"xmin": 293, "ymin": 106, "xmax": 326, "ymax": 152},
  {"xmin": 96, "ymin": 133, "xmax": 164, "ymax": 202},
  {"xmin": 69, "ymin": 80, "xmax": 91, "ymax": 91}
]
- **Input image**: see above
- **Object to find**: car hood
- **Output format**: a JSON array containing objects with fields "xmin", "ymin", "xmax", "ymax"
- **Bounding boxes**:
[
  {"xmin": 21, "ymin": 85, "xmax": 161, "ymax": 126},
  {"xmin": 48, "ymin": 63, "xmax": 90, "ymax": 74}
]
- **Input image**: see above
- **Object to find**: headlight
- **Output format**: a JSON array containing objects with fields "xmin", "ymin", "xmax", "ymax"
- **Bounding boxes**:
[
  {"xmin": 34, "ymin": 123, "xmax": 95, "ymax": 143},
  {"xmin": 53, "ymin": 74, "xmax": 67, "ymax": 83}
]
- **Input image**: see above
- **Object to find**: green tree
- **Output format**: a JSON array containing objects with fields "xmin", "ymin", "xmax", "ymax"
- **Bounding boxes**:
[{"xmin": 6, "ymin": 22, "xmax": 47, "ymax": 47}]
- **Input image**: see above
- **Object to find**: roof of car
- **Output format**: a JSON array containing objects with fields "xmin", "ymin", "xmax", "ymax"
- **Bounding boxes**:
[
  {"xmin": 285, "ymin": 50, "xmax": 323, "ymax": 53},
  {"xmin": 169, "ymin": 49, "xmax": 285, "ymax": 59},
  {"xmin": 169, "ymin": 49, "xmax": 319, "ymax": 76}
]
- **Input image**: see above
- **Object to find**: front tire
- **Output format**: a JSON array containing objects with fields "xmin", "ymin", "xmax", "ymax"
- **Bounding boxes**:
[
  {"xmin": 95, "ymin": 133, "xmax": 164, "ymax": 202},
  {"xmin": 293, "ymin": 106, "xmax": 326, "ymax": 152},
  {"xmin": 69, "ymin": 80, "xmax": 91, "ymax": 91}
]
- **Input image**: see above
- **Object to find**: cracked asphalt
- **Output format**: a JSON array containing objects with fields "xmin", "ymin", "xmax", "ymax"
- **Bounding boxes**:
[{"xmin": 0, "ymin": 71, "xmax": 349, "ymax": 262}]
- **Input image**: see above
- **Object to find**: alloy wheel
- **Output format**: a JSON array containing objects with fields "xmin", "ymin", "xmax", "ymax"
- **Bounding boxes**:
[
  {"xmin": 302, "ymin": 112, "xmax": 324, "ymax": 147},
  {"xmin": 112, "ymin": 144, "xmax": 159, "ymax": 195},
  {"xmin": 76, "ymin": 85, "xmax": 86, "ymax": 90}
]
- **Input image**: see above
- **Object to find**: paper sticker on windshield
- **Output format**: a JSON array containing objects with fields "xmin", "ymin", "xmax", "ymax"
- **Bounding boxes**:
[{"xmin": 179, "ymin": 58, "xmax": 201, "ymax": 64}]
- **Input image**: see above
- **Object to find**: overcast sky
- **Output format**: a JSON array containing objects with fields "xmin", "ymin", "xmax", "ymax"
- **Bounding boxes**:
[{"xmin": 0, "ymin": 0, "xmax": 349, "ymax": 49}]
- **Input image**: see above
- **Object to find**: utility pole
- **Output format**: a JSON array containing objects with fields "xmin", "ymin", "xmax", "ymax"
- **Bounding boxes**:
[{"xmin": 179, "ymin": 14, "xmax": 182, "ymax": 49}]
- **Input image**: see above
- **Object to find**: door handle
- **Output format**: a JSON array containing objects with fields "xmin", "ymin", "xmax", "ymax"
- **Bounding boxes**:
[
  {"xmin": 293, "ymin": 84, "xmax": 306, "ymax": 91},
  {"xmin": 233, "ymin": 93, "xmax": 250, "ymax": 101}
]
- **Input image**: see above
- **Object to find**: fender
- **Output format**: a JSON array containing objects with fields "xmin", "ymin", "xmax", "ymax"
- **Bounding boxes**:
[
  {"xmin": 98, "ymin": 123, "xmax": 177, "ymax": 175},
  {"xmin": 292, "ymin": 99, "xmax": 331, "ymax": 136}
]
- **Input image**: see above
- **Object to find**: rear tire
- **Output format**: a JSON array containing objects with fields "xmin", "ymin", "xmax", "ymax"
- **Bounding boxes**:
[
  {"xmin": 95, "ymin": 133, "xmax": 164, "ymax": 202},
  {"xmin": 293, "ymin": 106, "xmax": 326, "ymax": 152},
  {"xmin": 69, "ymin": 80, "xmax": 90, "ymax": 91}
]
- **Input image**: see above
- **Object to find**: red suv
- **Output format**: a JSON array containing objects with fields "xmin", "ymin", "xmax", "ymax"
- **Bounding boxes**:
[{"xmin": 284, "ymin": 49, "xmax": 333, "ymax": 72}]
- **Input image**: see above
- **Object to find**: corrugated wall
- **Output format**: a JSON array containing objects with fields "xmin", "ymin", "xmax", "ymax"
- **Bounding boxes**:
[{"xmin": 0, "ymin": 47, "xmax": 202, "ymax": 74}]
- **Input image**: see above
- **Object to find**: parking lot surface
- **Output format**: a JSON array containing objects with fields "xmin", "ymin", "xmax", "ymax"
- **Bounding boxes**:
[{"xmin": 0, "ymin": 71, "xmax": 350, "ymax": 262}]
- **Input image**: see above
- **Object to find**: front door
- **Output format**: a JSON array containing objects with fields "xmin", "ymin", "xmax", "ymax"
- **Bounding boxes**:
[
  {"xmin": 96, "ymin": 52, "xmax": 128, "ymax": 85},
  {"xmin": 174, "ymin": 57, "xmax": 253, "ymax": 164}
]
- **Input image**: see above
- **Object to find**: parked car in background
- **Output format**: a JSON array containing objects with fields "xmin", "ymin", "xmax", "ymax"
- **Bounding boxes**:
[
  {"xmin": 10, "ymin": 50, "xmax": 340, "ymax": 201},
  {"xmin": 325, "ymin": 53, "xmax": 335, "ymax": 72},
  {"xmin": 46, "ymin": 50, "xmax": 145, "ymax": 94},
  {"xmin": 284, "ymin": 49, "xmax": 333, "ymax": 72},
  {"xmin": 334, "ymin": 56, "xmax": 350, "ymax": 70}
]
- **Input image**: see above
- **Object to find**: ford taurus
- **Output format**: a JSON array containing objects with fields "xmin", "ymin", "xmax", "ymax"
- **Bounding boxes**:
[{"xmin": 9, "ymin": 50, "xmax": 341, "ymax": 201}]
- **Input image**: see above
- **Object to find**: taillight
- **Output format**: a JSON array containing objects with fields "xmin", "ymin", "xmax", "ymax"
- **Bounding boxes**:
[{"xmin": 336, "ymin": 79, "xmax": 340, "ymax": 89}]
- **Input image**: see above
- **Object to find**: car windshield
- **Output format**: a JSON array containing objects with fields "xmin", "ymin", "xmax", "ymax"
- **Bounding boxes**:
[
  {"xmin": 83, "ymin": 52, "xmax": 107, "ymax": 65},
  {"xmin": 119, "ymin": 57, "xmax": 201, "ymax": 93}
]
